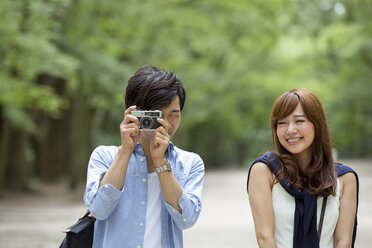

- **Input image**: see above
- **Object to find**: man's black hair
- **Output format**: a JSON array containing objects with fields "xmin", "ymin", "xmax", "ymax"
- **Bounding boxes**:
[{"xmin": 125, "ymin": 65, "xmax": 186, "ymax": 111}]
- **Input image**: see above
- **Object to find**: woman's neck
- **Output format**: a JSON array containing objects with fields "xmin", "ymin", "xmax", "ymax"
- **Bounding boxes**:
[{"xmin": 295, "ymin": 152, "xmax": 312, "ymax": 171}]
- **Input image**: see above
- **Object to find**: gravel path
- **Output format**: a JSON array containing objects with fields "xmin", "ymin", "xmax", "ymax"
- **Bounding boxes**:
[{"xmin": 0, "ymin": 159, "xmax": 370, "ymax": 247}]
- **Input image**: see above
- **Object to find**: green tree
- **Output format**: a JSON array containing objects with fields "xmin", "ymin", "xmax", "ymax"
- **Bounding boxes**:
[{"xmin": 0, "ymin": 0, "xmax": 371, "ymax": 193}]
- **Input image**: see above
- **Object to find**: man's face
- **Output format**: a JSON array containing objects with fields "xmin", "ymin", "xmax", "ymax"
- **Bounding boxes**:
[
  {"xmin": 140, "ymin": 95, "xmax": 181, "ymax": 141},
  {"xmin": 161, "ymin": 95, "xmax": 181, "ymax": 138}
]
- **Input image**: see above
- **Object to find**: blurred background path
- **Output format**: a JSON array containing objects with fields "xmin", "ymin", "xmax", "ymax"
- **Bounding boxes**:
[{"xmin": 0, "ymin": 159, "xmax": 370, "ymax": 248}]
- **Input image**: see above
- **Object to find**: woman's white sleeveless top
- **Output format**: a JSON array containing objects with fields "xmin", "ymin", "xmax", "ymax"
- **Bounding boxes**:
[{"xmin": 272, "ymin": 178, "xmax": 341, "ymax": 248}]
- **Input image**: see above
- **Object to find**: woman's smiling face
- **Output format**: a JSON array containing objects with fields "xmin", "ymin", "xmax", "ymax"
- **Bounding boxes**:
[{"xmin": 276, "ymin": 103, "xmax": 315, "ymax": 158}]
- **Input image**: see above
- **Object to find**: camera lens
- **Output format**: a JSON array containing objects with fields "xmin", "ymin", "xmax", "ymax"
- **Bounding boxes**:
[
  {"xmin": 143, "ymin": 119, "xmax": 151, "ymax": 127},
  {"xmin": 140, "ymin": 116, "xmax": 153, "ymax": 129}
]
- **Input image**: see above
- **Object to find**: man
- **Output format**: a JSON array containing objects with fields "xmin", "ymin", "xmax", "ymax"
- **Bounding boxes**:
[{"xmin": 84, "ymin": 65, "xmax": 205, "ymax": 248}]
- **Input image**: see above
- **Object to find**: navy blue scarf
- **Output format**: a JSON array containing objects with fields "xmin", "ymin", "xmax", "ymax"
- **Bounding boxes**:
[{"xmin": 247, "ymin": 152, "xmax": 359, "ymax": 248}]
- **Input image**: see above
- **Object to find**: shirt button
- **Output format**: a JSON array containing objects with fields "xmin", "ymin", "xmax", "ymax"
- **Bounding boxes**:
[
  {"xmin": 138, "ymin": 148, "xmax": 142, "ymax": 152},
  {"xmin": 141, "ymin": 201, "xmax": 145, "ymax": 205},
  {"xmin": 140, "ymin": 223, "xmax": 144, "ymax": 227},
  {"xmin": 137, "ymin": 246, "xmax": 141, "ymax": 248},
  {"xmin": 142, "ymin": 178, "xmax": 146, "ymax": 182},
  {"xmin": 183, "ymin": 218, "xmax": 187, "ymax": 222},
  {"xmin": 140, "ymin": 158, "xmax": 144, "ymax": 162}
]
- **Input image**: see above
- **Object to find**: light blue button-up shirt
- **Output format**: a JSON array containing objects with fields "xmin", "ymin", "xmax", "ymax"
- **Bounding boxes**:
[{"xmin": 84, "ymin": 143, "xmax": 204, "ymax": 248}]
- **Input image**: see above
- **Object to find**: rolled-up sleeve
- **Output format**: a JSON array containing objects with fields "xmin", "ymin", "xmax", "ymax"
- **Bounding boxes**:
[
  {"xmin": 83, "ymin": 146, "xmax": 122, "ymax": 220},
  {"xmin": 165, "ymin": 155, "xmax": 204, "ymax": 229}
]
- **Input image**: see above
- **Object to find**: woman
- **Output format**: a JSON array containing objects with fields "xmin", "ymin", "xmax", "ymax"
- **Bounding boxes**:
[{"xmin": 247, "ymin": 88, "xmax": 358, "ymax": 248}]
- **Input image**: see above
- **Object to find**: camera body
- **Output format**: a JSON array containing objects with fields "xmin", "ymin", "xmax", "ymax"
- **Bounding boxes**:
[{"xmin": 131, "ymin": 110, "xmax": 162, "ymax": 131}]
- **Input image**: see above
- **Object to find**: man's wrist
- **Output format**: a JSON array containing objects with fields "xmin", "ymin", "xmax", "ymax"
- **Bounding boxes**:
[
  {"xmin": 118, "ymin": 145, "xmax": 133, "ymax": 158},
  {"xmin": 154, "ymin": 158, "xmax": 167, "ymax": 168},
  {"xmin": 155, "ymin": 160, "xmax": 172, "ymax": 174}
]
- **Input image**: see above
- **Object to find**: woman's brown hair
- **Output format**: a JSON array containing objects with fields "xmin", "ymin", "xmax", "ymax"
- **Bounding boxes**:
[{"xmin": 271, "ymin": 88, "xmax": 337, "ymax": 196}]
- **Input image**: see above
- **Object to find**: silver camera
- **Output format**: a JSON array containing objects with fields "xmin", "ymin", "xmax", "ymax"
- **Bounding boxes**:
[{"xmin": 131, "ymin": 110, "xmax": 162, "ymax": 131}]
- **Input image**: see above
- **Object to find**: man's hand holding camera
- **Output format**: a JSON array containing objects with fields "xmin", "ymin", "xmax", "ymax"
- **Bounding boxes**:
[
  {"xmin": 150, "ymin": 118, "xmax": 170, "ymax": 167},
  {"xmin": 119, "ymin": 105, "xmax": 140, "ymax": 155},
  {"xmin": 118, "ymin": 106, "xmax": 182, "ymax": 213},
  {"xmin": 121, "ymin": 106, "xmax": 170, "ymax": 167}
]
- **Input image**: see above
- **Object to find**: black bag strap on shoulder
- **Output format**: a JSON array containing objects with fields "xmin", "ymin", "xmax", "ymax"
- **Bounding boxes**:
[{"xmin": 318, "ymin": 196, "xmax": 328, "ymax": 242}]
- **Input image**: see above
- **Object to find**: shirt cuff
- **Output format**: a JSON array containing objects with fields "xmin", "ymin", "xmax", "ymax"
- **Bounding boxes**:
[
  {"xmin": 85, "ymin": 183, "xmax": 122, "ymax": 220},
  {"xmin": 84, "ymin": 172, "xmax": 106, "ymax": 205},
  {"xmin": 164, "ymin": 190, "xmax": 199, "ymax": 229},
  {"xmin": 84, "ymin": 172, "xmax": 122, "ymax": 210},
  {"xmin": 164, "ymin": 189, "xmax": 188, "ymax": 214},
  {"xmin": 96, "ymin": 183, "xmax": 122, "ymax": 202}
]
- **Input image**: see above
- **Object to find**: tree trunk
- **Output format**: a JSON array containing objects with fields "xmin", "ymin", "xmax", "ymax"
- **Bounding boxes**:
[
  {"xmin": 67, "ymin": 73, "xmax": 92, "ymax": 188},
  {"xmin": 32, "ymin": 74, "xmax": 69, "ymax": 182},
  {"xmin": 0, "ymin": 110, "xmax": 11, "ymax": 194},
  {"xmin": 7, "ymin": 127, "xmax": 29, "ymax": 190}
]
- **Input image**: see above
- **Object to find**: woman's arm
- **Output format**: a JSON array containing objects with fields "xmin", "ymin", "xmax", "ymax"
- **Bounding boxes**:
[
  {"xmin": 334, "ymin": 172, "xmax": 357, "ymax": 248},
  {"xmin": 248, "ymin": 162, "xmax": 277, "ymax": 248}
]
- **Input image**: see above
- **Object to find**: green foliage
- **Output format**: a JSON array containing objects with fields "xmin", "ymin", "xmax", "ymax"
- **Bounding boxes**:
[{"xmin": 0, "ymin": 0, "xmax": 371, "ymax": 189}]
